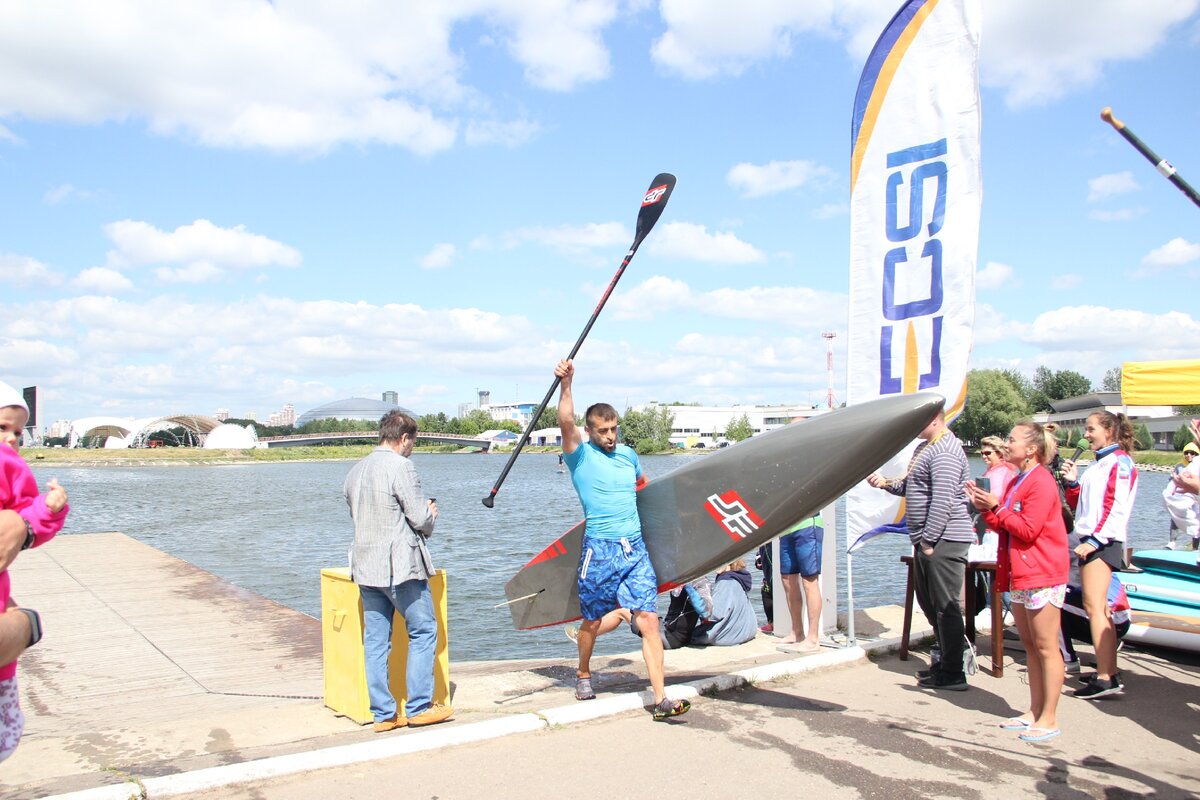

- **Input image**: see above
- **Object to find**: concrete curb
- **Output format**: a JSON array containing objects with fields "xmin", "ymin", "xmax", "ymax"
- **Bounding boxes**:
[{"xmin": 43, "ymin": 637, "xmax": 922, "ymax": 800}]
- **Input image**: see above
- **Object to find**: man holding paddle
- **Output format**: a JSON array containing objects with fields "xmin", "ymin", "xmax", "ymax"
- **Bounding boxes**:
[{"xmin": 555, "ymin": 358, "xmax": 689, "ymax": 721}]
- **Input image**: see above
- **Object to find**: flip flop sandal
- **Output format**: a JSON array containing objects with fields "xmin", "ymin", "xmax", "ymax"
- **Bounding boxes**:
[
  {"xmin": 999, "ymin": 717, "xmax": 1032, "ymax": 730},
  {"xmin": 652, "ymin": 698, "xmax": 691, "ymax": 721},
  {"xmin": 1019, "ymin": 727, "xmax": 1062, "ymax": 742},
  {"xmin": 575, "ymin": 675, "xmax": 595, "ymax": 701}
]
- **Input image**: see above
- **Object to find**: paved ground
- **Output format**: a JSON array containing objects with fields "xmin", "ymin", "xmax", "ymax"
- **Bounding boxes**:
[
  {"xmin": 189, "ymin": 643, "xmax": 1200, "ymax": 800},
  {"xmin": 5, "ymin": 533, "xmax": 1199, "ymax": 800}
]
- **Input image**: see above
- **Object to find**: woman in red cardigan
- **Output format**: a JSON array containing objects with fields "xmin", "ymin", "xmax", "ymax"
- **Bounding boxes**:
[{"xmin": 965, "ymin": 422, "xmax": 1070, "ymax": 743}]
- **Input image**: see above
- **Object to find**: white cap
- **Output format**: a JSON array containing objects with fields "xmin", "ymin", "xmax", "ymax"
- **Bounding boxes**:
[{"xmin": 0, "ymin": 381, "xmax": 29, "ymax": 415}]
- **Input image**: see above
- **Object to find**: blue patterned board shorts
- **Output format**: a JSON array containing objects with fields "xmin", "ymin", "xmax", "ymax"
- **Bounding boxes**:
[
  {"xmin": 578, "ymin": 535, "xmax": 658, "ymax": 620},
  {"xmin": 1010, "ymin": 584, "xmax": 1066, "ymax": 610},
  {"xmin": 779, "ymin": 524, "xmax": 824, "ymax": 578}
]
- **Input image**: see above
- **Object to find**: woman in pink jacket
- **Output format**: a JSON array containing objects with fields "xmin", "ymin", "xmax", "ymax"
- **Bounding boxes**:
[{"xmin": 965, "ymin": 422, "xmax": 1069, "ymax": 743}]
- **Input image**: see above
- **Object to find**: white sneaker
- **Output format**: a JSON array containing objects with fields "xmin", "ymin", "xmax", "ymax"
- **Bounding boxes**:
[
  {"xmin": 1064, "ymin": 658, "xmax": 1081, "ymax": 673},
  {"xmin": 1166, "ymin": 541, "xmax": 1177, "ymax": 550}
]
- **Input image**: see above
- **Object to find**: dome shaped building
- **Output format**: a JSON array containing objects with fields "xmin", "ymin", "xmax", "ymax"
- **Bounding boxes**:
[{"xmin": 294, "ymin": 396, "xmax": 413, "ymax": 428}]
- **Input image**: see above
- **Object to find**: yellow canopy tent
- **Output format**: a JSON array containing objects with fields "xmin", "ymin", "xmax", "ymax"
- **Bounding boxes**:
[{"xmin": 1121, "ymin": 359, "xmax": 1200, "ymax": 405}]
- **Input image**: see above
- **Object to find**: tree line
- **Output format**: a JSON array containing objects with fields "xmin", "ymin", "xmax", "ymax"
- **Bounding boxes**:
[{"xmin": 951, "ymin": 365, "xmax": 1198, "ymax": 451}]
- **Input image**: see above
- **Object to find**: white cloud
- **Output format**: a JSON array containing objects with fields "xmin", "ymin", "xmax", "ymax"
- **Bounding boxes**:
[
  {"xmin": 976, "ymin": 261, "xmax": 1013, "ymax": 291},
  {"xmin": 0, "ymin": 253, "xmax": 64, "ymax": 287},
  {"xmin": 478, "ymin": 222, "xmax": 629, "ymax": 254},
  {"xmin": 1087, "ymin": 171, "xmax": 1138, "ymax": 202},
  {"xmin": 1051, "ymin": 274, "xmax": 1083, "ymax": 291},
  {"xmin": 983, "ymin": 2, "xmax": 1200, "ymax": 107},
  {"xmin": 101, "ymin": 219, "xmax": 301, "ymax": 284},
  {"xmin": 812, "ymin": 203, "xmax": 848, "ymax": 220},
  {"xmin": 43, "ymin": 183, "xmax": 92, "ymax": 205},
  {"xmin": 1088, "ymin": 208, "xmax": 1144, "ymax": 222},
  {"xmin": 646, "ymin": 222, "xmax": 765, "ymax": 263},
  {"xmin": 0, "ymin": 1, "xmax": 622, "ymax": 155},
  {"xmin": 727, "ymin": 160, "xmax": 836, "ymax": 198},
  {"xmin": 609, "ymin": 275, "xmax": 843, "ymax": 326},
  {"xmin": 648, "ymin": 1, "xmax": 1199, "ymax": 112},
  {"xmin": 420, "ymin": 243, "xmax": 457, "ymax": 270},
  {"xmin": 72, "ymin": 266, "xmax": 134, "ymax": 294},
  {"xmin": 1024, "ymin": 306, "xmax": 1200, "ymax": 353},
  {"xmin": 1141, "ymin": 237, "xmax": 1200, "ymax": 269}
]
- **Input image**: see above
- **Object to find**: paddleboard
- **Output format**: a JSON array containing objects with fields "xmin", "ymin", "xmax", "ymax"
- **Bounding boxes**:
[
  {"xmin": 1118, "ymin": 570, "xmax": 1200, "ymax": 610},
  {"xmin": 1130, "ymin": 548, "xmax": 1200, "ymax": 581},
  {"xmin": 503, "ymin": 392, "xmax": 945, "ymax": 630},
  {"xmin": 1125, "ymin": 609, "xmax": 1200, "ymax": 653}
]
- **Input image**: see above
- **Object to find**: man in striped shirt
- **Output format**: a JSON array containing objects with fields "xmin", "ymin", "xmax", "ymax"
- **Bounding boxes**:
[{"xmin": 869, "ymin": 412, "xmax": 975, "ymax": 691}]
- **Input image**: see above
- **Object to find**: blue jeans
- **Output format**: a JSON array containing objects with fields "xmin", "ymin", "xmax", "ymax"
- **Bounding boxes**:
[{"xmin": 360, "ymin": 580, "xmax": 437, "ymax": 720}]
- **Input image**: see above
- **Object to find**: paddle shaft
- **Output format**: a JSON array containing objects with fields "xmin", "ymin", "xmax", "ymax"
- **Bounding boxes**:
[
  {"xmin": 483, "ymin": 174, "xmax": 677, "ymax": 507},
  {"xmin": 1101, "ymin": 107, "xmax": 1200, "ymax": 209}
]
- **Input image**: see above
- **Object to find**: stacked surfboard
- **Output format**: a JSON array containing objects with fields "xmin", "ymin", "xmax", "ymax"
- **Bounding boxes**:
[{"xmin": 1119, "ymin": 549, "xmax": 1200, "ymax": 652}]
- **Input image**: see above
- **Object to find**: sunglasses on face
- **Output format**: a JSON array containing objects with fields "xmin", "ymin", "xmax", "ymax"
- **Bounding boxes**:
[{"xmin": 981, "ymin": 450, "xmax": 996, "ymax": 456}]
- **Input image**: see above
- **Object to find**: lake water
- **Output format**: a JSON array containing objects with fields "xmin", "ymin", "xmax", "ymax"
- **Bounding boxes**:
[{"xmin": 31, "ymin": 454, "xmax": 1178, "ymax": 662}]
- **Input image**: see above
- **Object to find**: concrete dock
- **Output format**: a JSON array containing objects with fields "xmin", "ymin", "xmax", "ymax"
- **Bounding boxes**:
[{"xmin": 3, "ymin": 533, "xmax": 1197, "ymax": 799}]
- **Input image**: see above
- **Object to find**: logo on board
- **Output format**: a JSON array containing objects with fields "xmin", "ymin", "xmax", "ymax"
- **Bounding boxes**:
[{"xmin": 703, "ymin": 491, "xmax": 764, "ymax": 540}]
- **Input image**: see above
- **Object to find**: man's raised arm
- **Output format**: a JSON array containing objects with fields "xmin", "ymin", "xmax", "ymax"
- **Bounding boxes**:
[{"xmin": 556, "ymin": 359, "xmax": 582, "ymax": 456}]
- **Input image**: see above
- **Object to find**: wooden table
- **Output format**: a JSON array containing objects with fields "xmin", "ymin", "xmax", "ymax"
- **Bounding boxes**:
[{"xmin": 898, "ymin": 554, "xmax": 1004, "ymax": 677}]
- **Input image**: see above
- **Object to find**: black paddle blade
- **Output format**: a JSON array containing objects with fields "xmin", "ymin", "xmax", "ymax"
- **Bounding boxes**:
[{"xmin": 632, "ymin": 173, "xmax": 676, "ymax": 251}]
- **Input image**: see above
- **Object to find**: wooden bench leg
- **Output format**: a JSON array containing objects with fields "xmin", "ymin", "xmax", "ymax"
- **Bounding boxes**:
[
  {"xmin": 899, "ymin": 557, "xmax": 915, "ymax": 660},
  {"xmin": 990, "ymin": 577, "xmax": 1004, "ymax": 677}
]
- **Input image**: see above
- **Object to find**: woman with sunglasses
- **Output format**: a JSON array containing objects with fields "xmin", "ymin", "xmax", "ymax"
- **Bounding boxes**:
[
  {"xmin": 979, "ymin": 435, "xmax": 1018, "ymax": 501},
  {"xmin": 1163, "ymin": 442, "xmax": 1199, "ymax": 550},
  {"xmin": 965, "ymin": 422, "xmax": 1069, "ymax": 742}
]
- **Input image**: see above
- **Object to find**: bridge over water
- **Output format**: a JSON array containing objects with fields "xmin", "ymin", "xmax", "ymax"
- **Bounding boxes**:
[{"xmin": 257, "ymin": 431, "xmax": 492, "ymax": 450}]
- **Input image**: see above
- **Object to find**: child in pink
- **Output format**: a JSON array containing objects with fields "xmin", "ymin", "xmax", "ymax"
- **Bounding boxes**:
[{"xmin": 0, "ymin": 381, "xmax": 68, "ymax": 762}]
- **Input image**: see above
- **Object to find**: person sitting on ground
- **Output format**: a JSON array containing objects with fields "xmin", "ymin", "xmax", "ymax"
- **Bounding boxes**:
[{"xmin": 570, "ymin": 561, "xmax": 759, "ymax": 650}]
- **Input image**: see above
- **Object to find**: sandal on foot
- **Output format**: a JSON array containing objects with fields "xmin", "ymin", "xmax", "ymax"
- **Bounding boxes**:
[
  {"xmin": 575, "ymin": 675, "xmax": 595, "ymax": 701},
  {"xmin": 1019, "ymin": 727, "xmax": 1061, "ymax": 742},
  {"xmin": 652, "ymin": 698, "xmax": 691, "ymax": 721},
  {"xmin": 999, "ymin": 717, "xmax": 1032, "ymax": 730}
]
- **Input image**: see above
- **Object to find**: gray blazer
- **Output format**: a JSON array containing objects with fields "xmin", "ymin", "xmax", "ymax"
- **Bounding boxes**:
[{"xmin": 344, "ymin": 446, "xmax": 436, "ymax": 588}]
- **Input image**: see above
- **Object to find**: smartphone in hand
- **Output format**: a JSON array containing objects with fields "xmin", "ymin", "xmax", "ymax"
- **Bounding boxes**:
[{"xmin": 974, "ymin": 476, "xmax": 990, "ymax": 492}]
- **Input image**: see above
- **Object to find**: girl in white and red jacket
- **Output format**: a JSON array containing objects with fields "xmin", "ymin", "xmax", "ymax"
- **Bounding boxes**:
[{"xmin": 1061, "ymin": 410, "xmax": 1138, "ymax": 700}]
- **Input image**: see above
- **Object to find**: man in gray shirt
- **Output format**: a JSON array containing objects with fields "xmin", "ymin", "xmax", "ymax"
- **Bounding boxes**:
[
  {"xmin": 869, "ymin": 411, "xmax": 974, "ymax": 691},
  {"xmin": 344, "ymin": 410, "xmax": 451, "ymax": 731}
]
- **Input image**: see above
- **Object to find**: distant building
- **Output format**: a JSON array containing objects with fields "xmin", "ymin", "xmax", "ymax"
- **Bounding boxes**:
[
  {"xmin": 294, "ymin": 397, "xmax": 411, "ymax": 428},
  {"xmin": 244, "ymin": 411, "xmax": 258, "ymax": 421},
  {"xmin": 383, "ymin": 390, "xmax": 398, "ymax": 405},
  {"xmin": 1034, "ymin": 391, "xmax": 1186, "ymax": 450},
  {"xmin": 215, "ymin": 408, "xmax": 230, "ymax": 422},
  {"xmin": 632, "ymin": 402, "xmax": 826, "ymax": 448},
  {"xmin": 457, "ymin": 402, "xmax": 473, "ymax": 419},
  {"xmin": 484, "ymin": 401, "xmax": 538, "ymax": 427}
]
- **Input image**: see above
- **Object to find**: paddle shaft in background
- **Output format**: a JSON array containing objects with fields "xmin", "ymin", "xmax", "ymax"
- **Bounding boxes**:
[
  {"xmin": 482, "ymin": 173, "xmax": 677, "ymax": 508},
  {"xmin": 1101, "ymin": 106, "xmax": 1200, "ymax": 209}
]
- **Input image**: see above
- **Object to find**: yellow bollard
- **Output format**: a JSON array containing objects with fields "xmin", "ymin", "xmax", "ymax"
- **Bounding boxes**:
[{"xmin": 320, "ymin": 567, "xmax": 450, "ymax": 724}]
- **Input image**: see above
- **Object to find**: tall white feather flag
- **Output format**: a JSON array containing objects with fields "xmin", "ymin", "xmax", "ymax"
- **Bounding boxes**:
[{"xmin": 845, "ymin": 0, "xmax": 982, "ymax": 542}]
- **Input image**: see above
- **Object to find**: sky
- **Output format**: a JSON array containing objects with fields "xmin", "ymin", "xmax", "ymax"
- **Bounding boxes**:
[{"xmin": 2, "ymin": 0, "xmax": 1199, "ymax": 426}]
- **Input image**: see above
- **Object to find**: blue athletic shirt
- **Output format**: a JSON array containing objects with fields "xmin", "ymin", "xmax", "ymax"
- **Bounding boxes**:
[{"xmin": 564, "ymin": 441, "xmax": 644, "ymax": 541}]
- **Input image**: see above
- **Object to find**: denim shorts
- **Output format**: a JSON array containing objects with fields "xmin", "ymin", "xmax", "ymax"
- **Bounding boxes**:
[
  {"xmin": 578, "ymin": 535, "xmax": 658, "ymax": 620},
  {"xmin": 779, "ymin": 524, "xmax": 823, "ymax": 577}
]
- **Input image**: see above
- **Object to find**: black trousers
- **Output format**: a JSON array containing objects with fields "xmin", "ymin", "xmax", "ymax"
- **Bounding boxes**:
[{"xmin": 914, "ymin": 540, "xmax": 970, "ymax": 676}]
